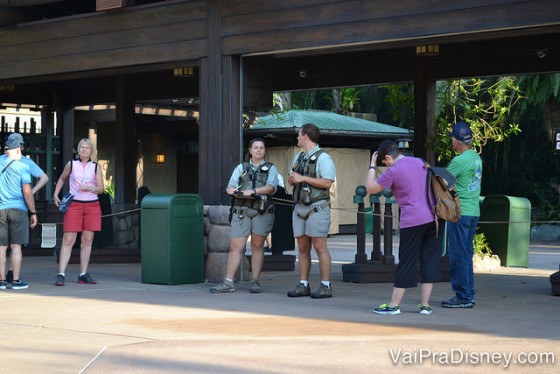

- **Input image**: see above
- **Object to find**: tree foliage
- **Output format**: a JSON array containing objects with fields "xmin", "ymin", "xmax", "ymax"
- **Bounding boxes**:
[{"xmin": 433, "ymin": 77, "xmax": 522, "ymax": 164}]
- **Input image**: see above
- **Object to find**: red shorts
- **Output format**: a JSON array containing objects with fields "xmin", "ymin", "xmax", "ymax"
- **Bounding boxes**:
[{"xmin": 63, "ymin": 201, "xmax": 102, "ymax": 232}]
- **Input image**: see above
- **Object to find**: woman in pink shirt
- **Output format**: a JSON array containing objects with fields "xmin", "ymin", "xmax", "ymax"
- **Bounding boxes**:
[{"xmin": 53, "ymin": 138, "xmax": 103, "ymax": 286}]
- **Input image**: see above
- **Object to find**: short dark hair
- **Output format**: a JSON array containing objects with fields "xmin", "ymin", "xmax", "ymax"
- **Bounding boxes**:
[
  {"xmin": 300, "ymin": 123, "xmax": 320, "ymax": 144},
  {"xmin": 376, "ymin": 139, "xmax": 401, "ymax": 166},
  {"xmin": 244, "ymin": 137, "xmax": 266, "ymax": 161},
  {"xmin": 248, "ymin": 137, "xmax": 266, "ymax": 148}
]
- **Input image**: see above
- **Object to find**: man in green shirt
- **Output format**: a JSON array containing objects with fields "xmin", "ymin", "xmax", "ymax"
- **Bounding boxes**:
[{"xmin": 442, "ymin": 122, "xmax": 482, "ymax": 309}]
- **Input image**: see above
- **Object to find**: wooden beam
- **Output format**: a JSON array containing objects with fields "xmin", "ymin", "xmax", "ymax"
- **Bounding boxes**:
[
  {"xmin": 413, "ymin": 61, "xmax": 436, "ymax": 164},
  {"xmin": 114, "ymin": 75, "xmax": 137, "ymax": 204}
]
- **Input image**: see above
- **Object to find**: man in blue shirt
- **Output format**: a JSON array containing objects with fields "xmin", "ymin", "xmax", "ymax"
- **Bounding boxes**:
[
  {"xmin": 0, "ymin": 133, "xmax": 48, "ymax": 285},
  {"xmin": 0, "ymin": 135, "xmax": 38, "ymax": 290}
]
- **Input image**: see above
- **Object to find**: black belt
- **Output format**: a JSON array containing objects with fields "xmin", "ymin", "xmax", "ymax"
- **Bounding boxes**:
[{"xmin": 233, "ymin": 206, "xmax": 274, "ymax": 214}]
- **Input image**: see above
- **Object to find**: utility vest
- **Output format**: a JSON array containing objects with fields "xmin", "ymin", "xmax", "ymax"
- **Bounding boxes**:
[
  {"xmin": 235, "ymin": 161, "xmax": 273, "ymax": 211},
  {"xmin": 292, "ymin": 150, "xmax": 330, "ymax": 205}
]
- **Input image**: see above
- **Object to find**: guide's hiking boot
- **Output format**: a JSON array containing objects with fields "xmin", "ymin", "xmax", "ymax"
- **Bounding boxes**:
[
  {"xmin": 287, "ymin": 283, "xmax": 311, "ymax": 297},
  {"xmin": 249, "ymin": 279, "xmax": 262, "ymax": 293},
  {"xmin": 310, "ymin": 283, "xmax": 332, "ymax": 299},
  {"xmin": 210, "ymin": 280, "xmax": 236, "ymax": 293}
]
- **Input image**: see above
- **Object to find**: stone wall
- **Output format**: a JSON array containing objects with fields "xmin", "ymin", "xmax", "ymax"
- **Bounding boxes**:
[
  {"xmin": 110, "ymin": 204, "xmax": 141, "ymax": 248},
  {"xmin": 203, "ymin": 205, "xmax": 249, "ymax": 283}
]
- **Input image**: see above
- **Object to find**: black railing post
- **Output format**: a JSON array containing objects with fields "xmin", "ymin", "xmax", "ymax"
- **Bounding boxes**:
[
  {"xmin": 370, "ymin": 192, "xmax": 382, "ymax": 261},
  {"xmin": 382, "ymin": 190, "xmax": 395, "ymax": 265},
  {"xmin": 354, "ymin": 186, "xmax": 368, "ymax": 263}
]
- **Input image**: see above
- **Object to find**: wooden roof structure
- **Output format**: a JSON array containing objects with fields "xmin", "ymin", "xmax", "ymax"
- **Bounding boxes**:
[{"xmin": 0, "ymin": 1, "xmax": 559, "ymax": 204}]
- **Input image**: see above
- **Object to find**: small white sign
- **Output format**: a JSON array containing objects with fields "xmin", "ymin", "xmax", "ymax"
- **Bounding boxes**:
[{"xmin": 41, "ymin": 223, "xmax": 57, "ymax": 248}]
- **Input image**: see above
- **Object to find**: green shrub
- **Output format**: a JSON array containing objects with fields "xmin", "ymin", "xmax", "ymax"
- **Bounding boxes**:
[{"xmin": 473, "ymin": 232, "xmax": 492, "ymax": 256}]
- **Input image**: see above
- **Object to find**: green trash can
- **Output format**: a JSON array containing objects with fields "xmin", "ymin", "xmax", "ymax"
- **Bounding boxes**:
[
  {"xmin": 479, "ymin": 194, "xmax": 531, "ymax": 267},
  {"xmin": 365, "ymin": 207, "xmax": 373, "ymax": 235},
  {"xmin": 141, "ymin": 194, "xmax": 204, "ymax": 284}
]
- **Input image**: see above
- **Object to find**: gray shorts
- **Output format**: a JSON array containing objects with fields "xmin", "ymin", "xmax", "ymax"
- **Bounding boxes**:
[
  {"xmin": 230, "ymin": 206, "xmax": 274, "ymax": 238},
  {"xmin": 0, "ymin": 209, "xmax": 30, "ymax": 246},
  {"xmin": 292, "ymin": 201, "xmax": 331, "ymax": 238}
]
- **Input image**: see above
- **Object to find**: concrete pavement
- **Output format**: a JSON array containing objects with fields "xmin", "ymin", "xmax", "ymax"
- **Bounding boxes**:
[{"xmin": 1, "ymin": 235, "xmax": 559, "ymax": 373}]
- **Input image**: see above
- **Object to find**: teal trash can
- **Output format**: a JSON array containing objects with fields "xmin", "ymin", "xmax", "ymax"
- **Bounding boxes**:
[
  {"xmin": 365, "ymin": 207, "xmax": 373, "ymax": 235},
  {"xmin": 141, "ymin": 194, "xmax": 204, "ymax": 284},
  {"xmin": 479, "ymin": 195, "xmax": 531, "ymax": 267}
]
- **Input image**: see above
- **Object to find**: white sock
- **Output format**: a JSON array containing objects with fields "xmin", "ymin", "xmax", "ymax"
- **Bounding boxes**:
[
  {"xmin": 321, "ymin": 281, "xmax": 331, "ymax": 288},
  {"xmin": 224, "ymin": 277, "xmax": 233, "ymax": 283},
  {"xmin": 59, "ymin": 273, "xmax": 65, "ymax": 277},
  {"xmin": 300, "ymin": 280, "xmax": 309, "ymax": 287}
]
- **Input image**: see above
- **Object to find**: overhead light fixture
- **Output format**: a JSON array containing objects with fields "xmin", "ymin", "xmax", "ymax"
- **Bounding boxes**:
[
  {"xmin": 173, "ymin": 67, "xmax": 194, "ymax": 78},
  {"xmin": 415, "ymin": 44, "xmax": 440, "ymax": 56},
  {"xmin": 156, "ymin": 153, "xmax": 165, "ymax": 164}
]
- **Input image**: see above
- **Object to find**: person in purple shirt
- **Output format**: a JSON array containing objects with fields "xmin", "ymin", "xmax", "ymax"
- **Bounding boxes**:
[{"xmin": 366, "ymin": 140, "xmax": 442, "ymax": 315}]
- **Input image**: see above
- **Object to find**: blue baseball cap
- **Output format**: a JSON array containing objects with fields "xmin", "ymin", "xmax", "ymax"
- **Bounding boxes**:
[
  {"xmin": 450, "ymin": 122, "xmax": 473, "ymax": 142},
  {"xmin": 5, "ymin": 133, "xmax": 24, "ymax": 150}
]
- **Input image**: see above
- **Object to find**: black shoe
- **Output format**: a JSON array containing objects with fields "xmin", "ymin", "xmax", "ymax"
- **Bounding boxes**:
[
  {"xmin": 441, "ymin": 296, "xmax": 473, "ymax": 308},
  {"xmin": 6, "ymin": 270, "xmax": 13, "ymax": 283}
]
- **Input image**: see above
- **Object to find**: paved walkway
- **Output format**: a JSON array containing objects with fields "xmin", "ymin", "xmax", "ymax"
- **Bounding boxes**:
[{"xmin": 1, "ymin": 235, "xmax": 560, "ymax": 373}]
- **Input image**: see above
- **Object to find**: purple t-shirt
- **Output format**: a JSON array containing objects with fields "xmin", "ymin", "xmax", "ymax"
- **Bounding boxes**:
[{"xmin": 376, "ymin": 157, "xmax": 434, "ymax": 229}]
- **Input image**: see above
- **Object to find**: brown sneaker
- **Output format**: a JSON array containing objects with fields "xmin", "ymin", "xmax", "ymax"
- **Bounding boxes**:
[
  {"xmin": 310, "ymin": 283, "xmax": 332, "ymax": 299},
  {"xmin": 287, "ymin": 283, "xmax": 311, "ymax": 297}
]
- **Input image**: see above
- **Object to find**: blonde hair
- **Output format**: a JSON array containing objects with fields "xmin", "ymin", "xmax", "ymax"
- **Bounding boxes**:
[{"xmin": 77, "ymin": 138, "xmax": 96, "ymax": 160}]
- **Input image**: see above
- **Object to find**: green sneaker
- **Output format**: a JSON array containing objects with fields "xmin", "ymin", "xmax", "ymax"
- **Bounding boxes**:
[
  {"xmin": 418, "ymin": 304, "xmax": 433, "ymax": 315},
  {"xmin": 373, "ymin": 303, "xmax": 401, "ymax": 315},
  {"xmin": 210, "ymin": 280, "xmax": 236, "ymax": 293}
]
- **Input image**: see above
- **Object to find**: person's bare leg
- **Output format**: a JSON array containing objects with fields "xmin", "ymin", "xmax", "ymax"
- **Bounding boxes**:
[
  {"xmin": 389, "ymin": 287, "xmax": 406, "ymax": 307},
  {"xmin": 311, "ymin": 237, "xmax": 331, "ymax": 281},
  {"xmin": 296, "ymin": 235, "xmax": 312, "ymax": 281},
  {"xmin": 8, "ymin": 244, "xmax": 23, "ymax": 280},
  {"xmin": 224, "ymin": 236, "xmax": 249, "ymax": 279},
  {"xmin": 249, "ymin": 234, "xmax": 266, "ymax": 280},
  {"xmin": 79, "ymin": 231, "xmax": 95, "ymax": 274},
  {"xmin": 420, "ymin": 283, "xmax": 434, "ymax": 305},
  {"xmin": 58, "ymin": 232, "xmax": 78, "ymax": 274}
]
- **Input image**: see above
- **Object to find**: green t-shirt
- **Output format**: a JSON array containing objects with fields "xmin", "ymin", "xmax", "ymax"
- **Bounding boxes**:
[{"xmin": 448, "ymin": 149, "xmax": 482, "ymax": 216}]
